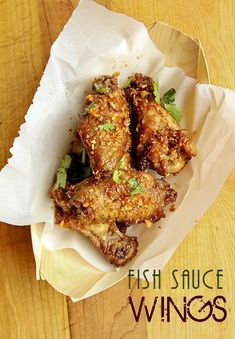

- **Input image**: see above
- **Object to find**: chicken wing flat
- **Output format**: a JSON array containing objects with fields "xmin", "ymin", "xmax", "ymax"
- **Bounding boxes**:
[
  {"xmin": 51, "ymin": 169, "xmax": 176, "ymax": 228},
  {"xmin": 50, "ymin": 166, "xmax": 176, "ymax": 266},
  {"xmin": 125, "ymin": 73, "xmax": 196, "ymax": 176},
  {"xmin": 79, "ymin": 75, "xmax": 132, "ymax": 177}
]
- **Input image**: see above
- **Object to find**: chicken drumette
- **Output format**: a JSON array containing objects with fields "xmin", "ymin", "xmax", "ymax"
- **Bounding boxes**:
[
  {"xmin": 79, "ymin": 74, "xmax": 132, "ymax": 177},
  {"xmin": 125, "ymin": 73, "xmax": 196, "ymax": 176},
  {"xmin": 50, "ymin": 169, "xmax": 176, "ymax": 266}
]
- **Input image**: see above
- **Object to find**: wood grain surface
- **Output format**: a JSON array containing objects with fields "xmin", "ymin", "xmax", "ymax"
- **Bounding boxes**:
[{"xmin": 0, "ymin": 1, "xmax": 234, "ymax": 338}]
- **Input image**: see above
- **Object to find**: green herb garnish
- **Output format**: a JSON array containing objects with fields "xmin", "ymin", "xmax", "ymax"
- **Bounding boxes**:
[
  {"xmin": 94, "ymin": 83, "xmax": 110, "ymax": 94},
  {"xmin": 162, "ymin": 88, "xmax": 176, "ymax": 104},
  {"xmin": 86, "ymin": 103, "xmax": 95, "ymax": 110},
  {"xmin": 123, "ymin": 77, "xmax": 134, "ymax": 89},
  {"xmin": 82, "ymin": 103, "xmax": 95, "ymax": 117},
  {"xmin": 112, "ymin": 155, "xmax": 125, "ymax": 184},
  {"xmin": 113, "ymin": 169, "xmax": 122, "ymax": 184},
  {"xmin": 130, "ymin": 186, "xmax": 142, "ymax": 195},
  {"xmin": 164, "ymin": 104, "xmax": 182, "ymax": 123},
  {"xmin": 127, "ymin": 177, "xmax": 142, "ymax": 195},
  {"xmin": 55, "ymin": 154, "xmax": 72, "ymax": 189},
  {"xmin": 97, "ymin": 122, "xmax": 115, "ymax": 131},
  {"xmin": 161, "ymin": 88, "xmax": 182, "ymax": 123},
  {"xmin": 153, "ymin": 79, "xmax": 160, "ymax": 103}
]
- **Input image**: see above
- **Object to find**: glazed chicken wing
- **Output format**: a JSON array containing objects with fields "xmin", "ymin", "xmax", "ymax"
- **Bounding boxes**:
[
  {"xmin": 50, "ymin": 169, "xmax": 176, "ymax": 266},
  {"xmin": 51, "ymin": 169, "xmax": 176, "ymax": 229},
  {"xmin": 50, "ymin": 73, "xmax": 178, "ymax": 266},
  {"xmin": 125, "ymin": 73, "xmax": 196, "ymax": 176},
  {"xmin": 79, "ymin": 75, "xmax": 132, "ymax": 177}
]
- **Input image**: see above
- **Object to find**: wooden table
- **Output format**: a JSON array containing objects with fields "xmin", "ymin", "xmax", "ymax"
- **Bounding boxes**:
[{"xmin": 0, "ymin": 1, "xmax": 234, "ymax": 338}]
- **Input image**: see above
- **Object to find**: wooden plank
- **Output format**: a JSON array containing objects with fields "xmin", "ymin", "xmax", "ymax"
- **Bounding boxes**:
[
  {"xmin": 0, "ymin": 0, "xmax": 72, "ymax": 338},
  {"xmin": 0, "ymin": 223, "xmax": 70, "ymax": 339},
  {"xmin": 67, "ymin": 279, "xmax": 148, "ymax": 338}
]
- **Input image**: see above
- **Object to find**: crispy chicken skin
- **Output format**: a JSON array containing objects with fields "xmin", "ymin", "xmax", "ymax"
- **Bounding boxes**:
[
  {"xmin": 79, "ymin": 75, "xmax": 132, "ymax": 177},
  {"xmin": 125, "ymin": 73, "xmax": 196, "ymax": 176},
  {"xmin": 51, "ymin": 169, "xmax": 176, "ymax": 228}
]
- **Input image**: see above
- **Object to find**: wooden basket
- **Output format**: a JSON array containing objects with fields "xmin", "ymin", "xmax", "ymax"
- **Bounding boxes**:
[{"xmin": 31, "ymin": 21, "xmax": 210, "ymax": 300}]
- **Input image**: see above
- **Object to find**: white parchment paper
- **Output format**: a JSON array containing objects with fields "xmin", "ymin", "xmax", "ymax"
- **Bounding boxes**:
[{"xmin": 0, "ymin": 0, "xmax": 235, "ymax": 275}]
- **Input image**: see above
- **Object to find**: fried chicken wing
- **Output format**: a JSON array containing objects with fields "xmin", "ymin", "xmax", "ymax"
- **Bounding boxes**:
[
  {"xmin": 50, "ymin": 73, "xmax": 180, "ymax": 266},
  {"xmin": 79, "ymin": 75, "xmax": 132, "ymax": 177},
  {"xmin": 50, "ymin": 168, "xmax": 176, "ymax": 265},
  {"xmin": 51, "ymin": 169, "xmax": 176, "ymax": 228},
  {"xmin": 125, "ymin": 73, "xmax": 196, "ymax": 176}
]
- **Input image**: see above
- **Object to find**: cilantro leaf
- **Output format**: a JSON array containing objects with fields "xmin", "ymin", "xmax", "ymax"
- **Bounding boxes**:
[
  {"xmin": 115, "ymin": 155, "xmax": 125, "ymax": 170},
  {"xmin": 161, "ymin": 88, "xmax": 182, "ymax": 123},
  {"xmin": 97, "ymin": 122, "xmax": 115, "ymax": 131},
  {"xmin": 94, "ymin": 83, "xmax": 110, "ymax": 94},
  {"xmin": 112, "ymin": 155, "xmax": 126, "ymax": 184},
  {"xmin": 86, "ymin": 103, "xmax": 95, "ymax": 110},
  {"xmin": 55, "ymin": 154, "xmax": 72, "ymax": 189},
  {"xmin": 127, "ymin": 177, "xmax": 142, "ymax": 195},
  {"xmin": 164, "ymin": 103, "xmax": 182, "ymax": 123},
  {"xmin": 130, "ymin": 186, "xmax": 142, "ymax": 195},
  {"xmin": 153, "ymin": 79, "xmax": 160, "ymax": 103},
  {"xmin": 123, "ymin": 77, "xmax": 134, "ymax": 89},
  {"xmin": 162, "ymin": 88, "xmax": 176, "ymax": 104},
  {"xmin": 82, "ymin": 103, "xmax": 95, "ymax": 117},
  {"xmin": 113, "ymin": 169, "xmax": 122, "ymax": 184},
  {"xmin": 128, "ymin": 178, "xmax": 139, "ymax": 188}
]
